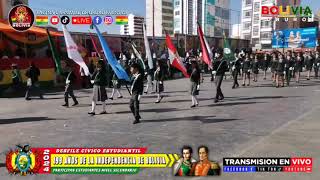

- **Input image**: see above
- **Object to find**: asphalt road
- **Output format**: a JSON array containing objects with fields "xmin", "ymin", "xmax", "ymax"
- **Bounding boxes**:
[{"xmin": 0, "ymin": 73, "xmax": 319, "ymax": 180}]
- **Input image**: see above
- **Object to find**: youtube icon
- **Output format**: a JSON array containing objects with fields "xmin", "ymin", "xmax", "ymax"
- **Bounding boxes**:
[
  {"xmin": 50, "ymin": 16, "xmax": 59, "ymax": 25},
  {"xmin": 72, "ymin": 16, "xmax": 92, "ymax": 25}
]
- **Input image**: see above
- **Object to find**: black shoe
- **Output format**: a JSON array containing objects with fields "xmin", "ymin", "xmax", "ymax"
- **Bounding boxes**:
[
  {"xmin": 100, "ymin": 111, "xmax": 107, "ymax": 114},
  {"xmin": 144, "ymin": 91, "xmax": 148, "ymax": 94},
  {"xmin": 196, "ymin": 103, "xmax": 199, "ymax": 106},
  {"xmin": 72, "ymin": 102, "xmax": 79, "ymax": 106},
  {"xmin": 40, "ymin": 96, "xmax": 44, "ymax": 99},
  {"xmin": 155, "ymin": 100, "xmax": 160, "ymax": 103},
  {"xmin": 118, "ymin": 96, "xmax": 123, "ymax": 99},
  {"xmin": 62, "ymin": 104, "xmax": 69, "ymax": 107},
  {"xmin": 190, "ymin": 105, "xmax": 196, "ymax": 108},
  {"xmin": 133, "ymin": 120, "xmax": 140, "ymax": 124},
  {"xmin": 307, "ymin": 78, "xmax": 310, "ymax": 80},
  {"xmin": 242, "ymin": 84, "xmax": 245, "ymax": 86},
  {"xmin": 88, "ymin": 112, "xmax": 95, "ymax": 115},
  {"xmin": 219, "ymin": 96, "xmax": 224, "ymax": 101},
  {"xmin": 232, "ymin": 86, "xmax": 235, "ymax": 89},
  {"xmin": 214, "ymin": 99, "xmax": 219, "ymax": 103},
  {"xmin": 235, "ymin": 84, "xmax": 239, "ymax": 88},
  {"xmin": 25, "ymin": 98, "xmax": 31, "ymax": 101},
  {"xmin": 247, "ymin": 84, "xmax": 250, "ymax": 86},
  {"xmin": 109, "ymin": 97, "xmax": 113, "ymax": 100}
]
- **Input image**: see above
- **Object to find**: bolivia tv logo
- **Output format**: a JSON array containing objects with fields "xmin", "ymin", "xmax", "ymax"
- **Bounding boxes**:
[
  {"xmin": 261, "ymin": 5, "xmax": 313, "ymax": 22},
  {"xmin": 8, "ymin": 5, "xmax": 35, "ymax": 32}
]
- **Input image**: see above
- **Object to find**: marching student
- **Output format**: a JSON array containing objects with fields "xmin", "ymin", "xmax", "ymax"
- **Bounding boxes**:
[
  {"xmin": 154, "ymin": 60, "xmax": 165, "ymax": 103},
  {"xmin": 295, "ymin": 53, "xmax": 303, "ymax": 83},
  {"xmin": 305, "ymin": 51, "xmax": 314, "ymax": 80},
  {"xmin": 285, "ymin": 52, "xmax": 295, "ymax": 86},
  {"xmin": 314, "ymin": 51, "xmax": 320, "ymax": 78},
  {"xmin": 88, "ymin": 60, "xmax": 108, "ymax": 115},
  {"xmin": 271, "ymin": 53, "xmax": 278, "ymax": 85},
  {"xmin": 231, "ymin": 53, "xmax": 241, "ymax": 89},
  {"xmin": 189, "ymin": 58, "xmax": 200, "ymax": 108},
  {"xmin": 62, "ymin": 61, "xmax": 78, "ymax": 107},
  {"xmin": 144, "ymin": 64, "xmax": 155, "ymax": 94},
  {"xmin": 242, "ymin": 53, "xmax": 252, "ymax": 86},
  {"xmin": 129, "ymin": 63, "xmax": 144, "ymax": 124},
  {"xmin": 212, "ymin": 51, "xmax": 228, "ymax": 103},
  {"xmin": 25, "ymin": 62, "xmax": 44, "ymax": 100},
  {"xmin": 262, "ymin": 53, "xmax": 269, "ymax": 80},
  {"xmin": 276, "ymin": 54, "xmax": 286, "ymax": 88},
  {"xmin": 252, "ymin": 54, "xmax": 259, "ymax": 82},
  {"xmin": 109, "ymin": 73, "xmax": 123, "ymax": 100}
]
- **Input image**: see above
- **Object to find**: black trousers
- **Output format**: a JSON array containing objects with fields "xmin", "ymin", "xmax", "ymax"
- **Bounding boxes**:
[
  {"xmin": 215, "ymin": 75, "xmax": 224, "ymax": 100},
  {"xmin": 315, "ymin": 66, "xmax": 319, "ymax": 77},
  {"xmin": 130, "ymin": 94, "xmax": 140, "ymax": 120},
  {"xmin": 232, "ymin": 70, "xmax": 239, "ymax": 87},
  {"xmin": 64, "ymin": 84, "xmax": 78, "ymax": 105},
  {"xmin": 25, "ymin": 84, "xmax": 43, "ymax": 99}
]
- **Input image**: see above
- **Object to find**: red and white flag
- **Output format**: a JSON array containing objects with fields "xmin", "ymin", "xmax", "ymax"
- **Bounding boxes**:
[
  {"xmin": 197, "ymin": 22, "xmax": 212, "ymax": 69},
  {"xmin": 165, "ymin": 32, "xmax": 189, "ymax": 78}
]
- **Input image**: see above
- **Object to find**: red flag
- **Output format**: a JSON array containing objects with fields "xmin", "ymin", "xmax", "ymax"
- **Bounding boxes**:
[
  {"xmin": 88, "ymin": 31, "xmax": 101, "ymax": 58},
  {"xmin": 165, "ymin": 32, "xmax": 190, "ymax": 78},
  {"xmin": 197, "ymin": 23, "xmax": 212, "ymax": 69}
]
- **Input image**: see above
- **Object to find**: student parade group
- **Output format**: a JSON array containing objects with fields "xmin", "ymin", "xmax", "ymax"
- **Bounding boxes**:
[{"xmin": 16, "ymin": 48, "xmax": 320, "ymax": 124}]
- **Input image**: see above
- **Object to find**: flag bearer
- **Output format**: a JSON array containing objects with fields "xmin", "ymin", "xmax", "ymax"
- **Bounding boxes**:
[{"xmin": 62, "ymin": 61, "xmax": 78, "ymax": 107}]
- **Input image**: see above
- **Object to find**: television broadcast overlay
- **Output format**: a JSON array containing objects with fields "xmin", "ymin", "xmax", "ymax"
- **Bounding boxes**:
[
  {"xmin": 223, "ymin": 158, "xmax": 313, "ymax": 173},
  {"xmin": 1, "ymin": 0, "xmax": 320, "ymax": 180},
  {"xmin": 5, "ymin": 145, "xmax": 180, "ymax": 175}
]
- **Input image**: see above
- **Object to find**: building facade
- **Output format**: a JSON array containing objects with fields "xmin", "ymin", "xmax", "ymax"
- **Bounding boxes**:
[
  {"xmin": 120, "ymin": 14, "xmax": 144, "ymax": 36},
  {"xmin": 173, "ymin": 0, "xmax": 230, "ymax": 37},
  {"xmin": 146, "ymin": 0, "xmax": 174, "ymax": 37},
  {"xmin": 241, "ymin": 0, "xmax": 301, "ymax": 49}
]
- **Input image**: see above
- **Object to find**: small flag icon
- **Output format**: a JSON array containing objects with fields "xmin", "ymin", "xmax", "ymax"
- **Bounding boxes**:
[
  {"xmin": 115, "ymin": 16, "xmax": 128, "ymax": 25},
  {"xmin": 36, "ymin": 16, "xmax": 48, "ymax": 26}
]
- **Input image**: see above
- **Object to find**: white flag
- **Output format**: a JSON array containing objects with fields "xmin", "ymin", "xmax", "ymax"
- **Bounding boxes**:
[
  {"xmin": 143, "ymin": 23, "xmax": 153, "ymax": 69},
  {"xmin": 62, "ymin": 26, "xmax": 90, "ymax": 76}
]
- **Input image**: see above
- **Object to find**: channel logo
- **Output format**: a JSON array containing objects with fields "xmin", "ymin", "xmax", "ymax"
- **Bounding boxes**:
[
  {"xmin": 61, "ymin": 16, "xmax": 70, "ymax": 25},
  {"xmin": 8, "ymin": 5, "xmax": 34, "ymax": 32},
  {"xmin": 72, "ymin": 16, "xmax": 92, "ymax": 25},
  {"xmin": 93, "ymin": 16, "xmax": 102, "ymax": 25},
  {"xmin": 104, "ymin": 16, "xmax": 113, "ymax": 25},
  {"xmin": 50, "ymin": 16, "xmax": 59, "ymax": 25}
]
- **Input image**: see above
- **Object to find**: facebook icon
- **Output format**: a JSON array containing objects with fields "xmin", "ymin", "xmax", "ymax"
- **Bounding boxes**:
[{"xmin": 93, "ymin": 16, "xmax": 102, "ymax": 25}]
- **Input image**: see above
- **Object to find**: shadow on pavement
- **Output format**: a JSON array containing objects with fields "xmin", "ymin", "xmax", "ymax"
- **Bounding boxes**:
[
  {"xmin": 207, "ymin": 101, "xmax": 264, "ymax": 107},
  {"xmin": 225, "ymin": 95, "xmax": 302, "ymax": 101},
  {"xmin": 116, "ymin": 108, "xmax": 189, "ymax": 114},
  {"xmin": 142, "ymin": 115, "xmax": 240, "ymax": 124},
  {"xmin": 0, "ymin": 117, "xmax": 58, "ymax": 125}
]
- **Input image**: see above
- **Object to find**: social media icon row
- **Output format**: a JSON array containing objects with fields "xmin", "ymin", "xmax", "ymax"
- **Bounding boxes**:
[{"xmin": 35, "ymin": 15, "xmax": 125, "ymax": 26}]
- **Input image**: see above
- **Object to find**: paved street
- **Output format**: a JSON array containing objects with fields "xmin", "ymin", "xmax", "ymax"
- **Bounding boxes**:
[{"xmin": 0, "ymin": 73, "xmax": 319, "ymax": 180}]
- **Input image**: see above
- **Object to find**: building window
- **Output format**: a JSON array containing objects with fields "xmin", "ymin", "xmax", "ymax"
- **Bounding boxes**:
[
  {"xmin": 261, "ymin": 20, "xmax": 271, "ymax": 28},
  {"xmin": 243, "ymin": 22, "xmax": 251, "ymax": 30},
  {"xmin": 261, "ymin": 0, "xmax": 272, "ymax": 5},
  {"xmin": 163, "ymin": 16, "xmax": 173, "ymax": 21},
  {"xmin": 244, "ymin": 34, "xmax": 251, "ymax": 40},
  {"xmin": 243, "ymin": 10, "xmax": 251, "ymax": 18},
  {"xmin": 254, "ymin": 2, "xmax": 260, "ymax": 12},
  {"xmin": 163, "ymin": 9, "xmax": 173, "ymax": 14},
  {"xmin": 253, "ymin": 14, "xmax": 259, "ymax": 24},
  {"xmin": 261, "ymin": 32, "xmax": 271, "ymax": 39},
  {"xmin": 175, "ymin": 0, "xmax": 180, "ymax": 6},
  {"xmin": 163, "ymin": 1, "xmax": 173, "ymax": 7},
  {"xmin": 244, "ymin": 0, "xmax": 252, "ymax": 6},
  {"xmin": 175, "ymin": 11, "xmax": 180, "ymax": 15},
  {"xmin": 252, "ymin": 26, "xmax": 259, "ymax": 36}
]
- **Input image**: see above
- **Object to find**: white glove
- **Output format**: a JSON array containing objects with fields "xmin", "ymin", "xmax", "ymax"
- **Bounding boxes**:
[
  {"xmin": 232, "ymin": 66, "xmax": 236, "ymax": 70},
  {"xmin": 283, "ymin": 71, "xmax": 286, "ymax": 75},
  {"xmin": 289, "ymin": 67, "xmax": 293, "ymax": 71},
  {"xmin": 138, "ymin": 95, "xmax": 141, "ymax": 101},
  {"xmin": 66, "ymin": 80, "xmax": 70, "ymax": 84},
  {"xmin": 159, "ymin": 81, "xmax": 163, "ymax": 84},
  {"xmin": 90, "ymin": 80, "xmax": 94, "ymax": 84},
  {"xmin": 317, "ymin": 63, "xmax": 320, "ymax": 66},
  {"xmin": 197, "ymin": 85, "xmax": 200, "ymax": 90},
  {"xmin": 144, "ymin": 72, "xmax": 148, "ymax": 75},
  {"xmin": 248, "ymin": 70, "xmax": 251, "ymax": 73},
  {"xmin": 212, "ymin": 71, "xmax": 217, "ymax": 75}
]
